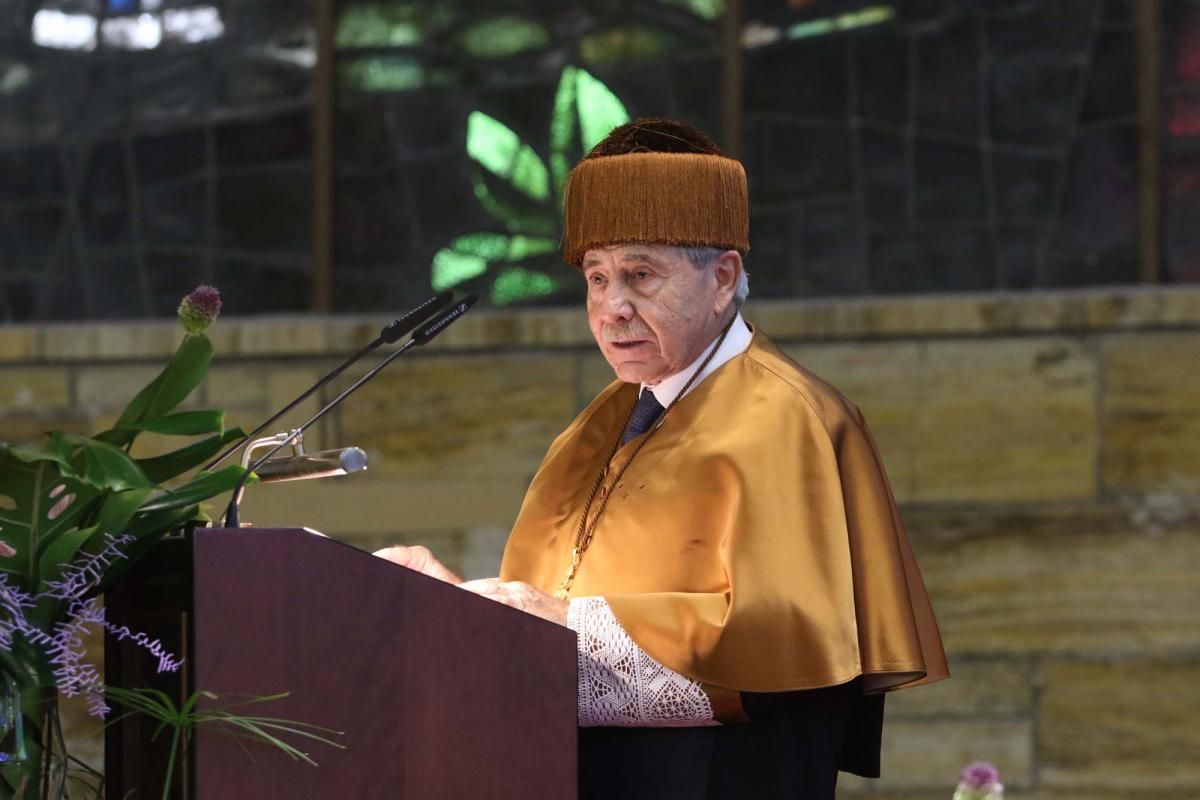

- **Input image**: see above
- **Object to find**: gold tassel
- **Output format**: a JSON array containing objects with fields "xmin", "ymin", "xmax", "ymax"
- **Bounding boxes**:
[{"xmin": 562, "ymin": 153, "xmax": 750, "ymax": 266}]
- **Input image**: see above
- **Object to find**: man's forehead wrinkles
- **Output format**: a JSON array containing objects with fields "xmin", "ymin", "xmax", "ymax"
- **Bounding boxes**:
[{"xmin": 617, "ymin": 250, "xmax": 665, "ymax": 265}]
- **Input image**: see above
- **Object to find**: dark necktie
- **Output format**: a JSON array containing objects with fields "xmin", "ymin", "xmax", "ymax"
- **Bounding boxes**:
[{"xmin": 621, "ymin": 389, "xmax": 665, "ymax": 445}]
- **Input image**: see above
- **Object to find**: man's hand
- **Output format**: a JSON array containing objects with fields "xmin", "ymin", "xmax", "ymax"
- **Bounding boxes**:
[
  {"xmin": 459, "ymin": 578, "xmax": 568, "ymax": 626},
  {"xmin": 372, "ymin": 545, "xmax": 463, "ymax": 584}
]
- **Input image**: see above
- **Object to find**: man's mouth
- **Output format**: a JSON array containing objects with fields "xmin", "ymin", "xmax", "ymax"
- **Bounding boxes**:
[{"xmin": 611, "ymin": 340, "xmax": 649, "ymax": 350}]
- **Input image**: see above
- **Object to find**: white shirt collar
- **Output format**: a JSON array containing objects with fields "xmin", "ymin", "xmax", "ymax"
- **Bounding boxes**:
[{"xmin": 641, "ymin": 312, "xmax": 753, "ymax": 407}]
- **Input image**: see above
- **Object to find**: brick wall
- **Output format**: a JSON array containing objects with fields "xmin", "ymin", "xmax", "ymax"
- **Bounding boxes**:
[{"xmin": 3, "ymin": 286, "xmax": 1198, "ymax": 797}]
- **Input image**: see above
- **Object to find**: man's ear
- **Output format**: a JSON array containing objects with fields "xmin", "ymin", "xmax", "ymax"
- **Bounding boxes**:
[{"xmin": 712, "ymin": 250, "xmax": 743, "ymax": 314}]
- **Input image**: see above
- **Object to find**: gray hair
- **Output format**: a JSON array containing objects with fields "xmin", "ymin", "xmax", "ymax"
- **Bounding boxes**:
[{"xmin": 677, "ymin": 246, "xmax": 750, "ymax": 307}]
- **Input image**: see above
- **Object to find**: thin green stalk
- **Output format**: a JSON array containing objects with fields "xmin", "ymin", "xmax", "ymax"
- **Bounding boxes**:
[{"xmin": 161, "ymin": 724, "xmax": 182, "ymax": 800}]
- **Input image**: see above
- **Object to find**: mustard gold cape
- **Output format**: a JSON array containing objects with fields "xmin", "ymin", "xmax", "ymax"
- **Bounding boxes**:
[{"xmin": 500, "ymin": 328, "xmax": 948, "ymax": 694}]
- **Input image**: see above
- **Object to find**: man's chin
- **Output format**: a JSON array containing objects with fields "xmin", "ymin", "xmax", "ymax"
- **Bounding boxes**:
[{"xmin": 608, "ymin": 359, "xmax": 663, "ymax": 384}]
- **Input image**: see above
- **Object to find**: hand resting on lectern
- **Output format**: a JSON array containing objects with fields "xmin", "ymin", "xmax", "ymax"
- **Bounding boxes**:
[
  {"xmin": 372, "ymin": 545, "xmax": 463, "ymax": 584},
  {"xmin": 372, "ymin": 546, "xmax": 567, "ymax": 626}
]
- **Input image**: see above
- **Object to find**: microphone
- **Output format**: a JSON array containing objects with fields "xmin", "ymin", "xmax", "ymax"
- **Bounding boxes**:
[
  {"xmin": 253, "ymin": 447, "xmax": 368, "ymax": 484},
  {"xmin": 203, "ymin": 291, "xmax": 453, "ymax": 472},
  {"xmin": 223, "ymin": 293, "xmax": 478, "ymax": 527}
]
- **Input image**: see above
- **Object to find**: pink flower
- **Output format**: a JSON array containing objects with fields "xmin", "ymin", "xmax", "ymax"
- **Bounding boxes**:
[
  {"xmin": 961, "ymin": 762, "xmax": 1000, "ymax": 789},
  {"xmin": 177, "ymin": 285, "xmax": 222, "ymax": 334}
]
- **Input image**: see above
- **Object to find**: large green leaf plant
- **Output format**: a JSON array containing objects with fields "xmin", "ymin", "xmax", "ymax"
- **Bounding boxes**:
[
  {"xmin": 431, "ymin": 65, "xmax": 631, "ymax": 305},
  {"xmin": 0, "ymin": 286, "xmax": 247, "ymax": 797}
]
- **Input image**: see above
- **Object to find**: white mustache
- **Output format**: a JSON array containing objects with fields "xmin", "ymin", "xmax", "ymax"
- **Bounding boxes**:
[{"xmin": 602, "ymin": 319, "xmax": 652, "ymax": 342}]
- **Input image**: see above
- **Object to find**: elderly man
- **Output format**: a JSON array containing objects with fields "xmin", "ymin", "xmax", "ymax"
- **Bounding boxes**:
[{"xmin": 376, "ymin": 118, "xmax": 947, "ymax": 799}]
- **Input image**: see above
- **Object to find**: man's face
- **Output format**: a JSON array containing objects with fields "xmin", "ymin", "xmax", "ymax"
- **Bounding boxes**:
[{"xmin": 582, "ymin": 244, "xmax": 734, "ymax": 385}]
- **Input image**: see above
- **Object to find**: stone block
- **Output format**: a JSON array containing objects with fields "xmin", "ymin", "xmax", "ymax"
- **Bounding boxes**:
[
  {"xmin": 0, "ymin": 368, "xmax": 70, "ymax": 410},
  {"xmin": 421, "ymin": 307, "xmax": 593, "ymax": 352},
  {"xmin": 0, "ymin": 412, "xmax": 92, "ymax": 444},
  {"xmin": 460, "ymin": 524, "xmax": 510, "ymax": 579},
  {"xmin": 0, "ymin": 326, "xmax": 39, "ymax": 362},
  {"xmin": 324, "ymin": 318, "xmax": 378, "ymax": 354},
  {"xmin": 74, "ymin": 366, "xmax": 168, "ymax": 412},
  {"xmin": 784, "ymin": 341, "xmax": 922, "ymax": 501},
  {"xmin": 237, "ymin": 474, "xmax": 531, "ymax": 537},
  {"xmin": 1087, "ymin": 286, "xmax": 1200, "ymax": 330},
  {"xmin": 515, "ymin": 308, "xmax": 591, "ymax": 347},
  {"xmin": 913, "ymin": 338, "xmax": 1097, "ymax": 502},
  {"xmin": 577, "ymin": 351, "xmax": 618, "ymax": 409},
  {"xmin": 838, "ymin": 791, "xmax": 1033, "ymax": 800},
  {"xmin": 875, "ymin": 719, "xmax": 1033, "ymax": 790},
  {"xmin": 886, "ymin": 658, "xmax": 1035, "ymax": 719},
  {"xmin": 905, "ymin": 503, "xmax": 1200, "ymax": 656},
  {"xmin": 204, "ymin": 364, "xmax": 272, "ymax": 411},
  {"xmin": 95, "ymin": 321, "xmax": 180, "ymax": 360},
  {"xmin": 335, "ymin": 353, "xmax": 576, "ymax": 480},
  {"xmin": 41, "ymin": 323, "xmax": 103, "ymax": 360},
  {"xmin": 236, "ymin": 317, "xmax": 328, "ymax": 356},
  {"xmin": 1040, "ymin": 660, "xmax": 1200, "ymax": 793},
  {"xmin": 1102, "ymin": 332, "xmax": 1200, "ymax": 494}
]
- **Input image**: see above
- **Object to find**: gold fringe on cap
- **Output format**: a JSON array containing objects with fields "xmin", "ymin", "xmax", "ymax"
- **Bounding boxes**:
[{"xmin": 562, "ymin": 152, "xmax": 750, "ymax": 266}]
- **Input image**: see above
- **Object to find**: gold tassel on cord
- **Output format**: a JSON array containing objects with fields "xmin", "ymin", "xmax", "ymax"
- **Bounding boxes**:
[{"xmin": 562, "ymin": 152, "xmax": 750, "ymax": 266}]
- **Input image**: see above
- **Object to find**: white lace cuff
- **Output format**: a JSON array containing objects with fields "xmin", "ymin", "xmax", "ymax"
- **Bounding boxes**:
[{"xmin": 568, "ymin": 596, "xmax": 717, "ymax": 728}]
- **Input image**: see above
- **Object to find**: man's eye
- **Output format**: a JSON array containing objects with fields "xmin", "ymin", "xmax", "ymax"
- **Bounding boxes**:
[
  {"xmin": 588, "ymin": 274, "xmax": 605, "ymax": 285},
  {"xmin": 632, "ymin": 271, "xmax": 650, "ymax": 280}
]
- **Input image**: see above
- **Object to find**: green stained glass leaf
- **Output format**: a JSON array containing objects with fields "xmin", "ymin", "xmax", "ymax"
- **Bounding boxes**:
[
  {"xmin": 433, "ymin": 233, "xmax": 559, "ymax": 290},
  {"xmin": 339, "ymin": 56, "xmax": 425, "ymax": 92},
  {"xmin": 786, "ymin": 6, "xmax": 894, "ymax": 40},
  {"xmin": 550, "ymin": 65, "xmax": 579, "ymax": 195},
  {"xmin": 472, "ymin": 174, "xmax": 557, "ymax": 235},
  {"xmin": 665, "ymin": 0, "xmax": 724, "ymax": 20},
  {"xmin": 574, "ymin": 69, "xmax": 631, "ymax": 151},
  {"xmin": 491, "ymin": 267, "xmax": 558, "ymax": 306},
  {"xmin": 432, "ymin": 249, "xmax": 488, "ymax": 291},
  {"xmin": 461, "ymin": 15, "xmax": 550, "ymax": 58},
  {"xmin": 336, "ymin": 4, "xmax": 422, "ymax": 48},
  {"xmin": 467, "ymin": 112, "xmax": 550, "ymax": 202},
  {"xmin": 579, "ymin": 27, "xmax": 675, "ymax": 69}
]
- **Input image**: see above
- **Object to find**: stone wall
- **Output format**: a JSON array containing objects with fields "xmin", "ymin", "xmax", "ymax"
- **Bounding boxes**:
[{"xmin": 2, "ymin": 286, "xmax": 1198, "ymax": 797}]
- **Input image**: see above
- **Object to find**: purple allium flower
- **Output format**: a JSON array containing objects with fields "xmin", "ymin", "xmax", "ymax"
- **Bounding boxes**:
[
  {"xmin": 177, "ymin": 284, "xmax": 222, "ymax": 334},
  {"xmin": 961, "ymin": 762, "xmax": 1000, "ymax": 789}
]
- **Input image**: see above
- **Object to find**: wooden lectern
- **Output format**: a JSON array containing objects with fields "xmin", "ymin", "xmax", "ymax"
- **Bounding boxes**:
[{"xmin": 105, "ymin": 528, "xmax": 578, "ymax": 799}]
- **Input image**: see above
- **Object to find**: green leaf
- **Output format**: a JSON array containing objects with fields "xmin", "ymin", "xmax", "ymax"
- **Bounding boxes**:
[
  {"xmin": 135, "ymin": 427, "xmax": 245, "ymax": 485},
  {"xmin": 432, "ymin": 234, "xmax": 559, "ymax": 290},
  {"xmin": 432, "ymin": 249, "xmax": 488, "ymax": 291},
  {"xmin": 60, "ymin": 435, "xmax": 156, "ymax": 492},
  {"xmin": 6, "ymin": 435, "xmax": 73, "ymax": 472},
  {"xmin": 94, "ymin": 505, "xmax": 199, "ymax": 593},
  {"xmin": 37, "ymin": 524, "xmax": 99, "ymax": 593},
  {"xmin": 99, "ymin": 410, "xmax": 226, "ymax": 440},
  {"xmin": 466, "ymin": 111, "xmax": 550, "ymax": 202},
  {"xmin": 574, "ymin": 68, "xmax": 630, "ymax": 151},
  {"xmin": 460, "ymin": 15, "xmax": 549, "ymax": 58},
  {"xmin": 471, "ymin": 174, "xmax": 557, "ymax": 234},
  {"xmin": 138, "ymin": 466, "xmax": 249, "ymax": 514},
  {"xmin": 96, "ymin": 487, "xmax": 155, "ymax": 538},
  {"xmin": 0, "ymin": 449, "xmax": 105, "ymax": 588},
  {"xmin": 491, "ymin": 267, "xmax": 558, "ymax": 306},
  {"xmin": 549, "ymin": 65, "xmax": 579, "ymax": 198},
  {"xmin": 114, "ymin": 334, "xmax": 213, "ymax": 432}
]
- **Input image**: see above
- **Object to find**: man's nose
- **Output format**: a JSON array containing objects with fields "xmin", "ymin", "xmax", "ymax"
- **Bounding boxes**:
[{"xmin": 599, "ymin": 284, "xmax": 634, "ymax": 322}]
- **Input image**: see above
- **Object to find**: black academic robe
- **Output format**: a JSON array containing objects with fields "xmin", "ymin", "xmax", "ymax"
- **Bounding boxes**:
[{"xmin": 578, "ymin": 680, "xmax": 882, "ymax": 800}]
